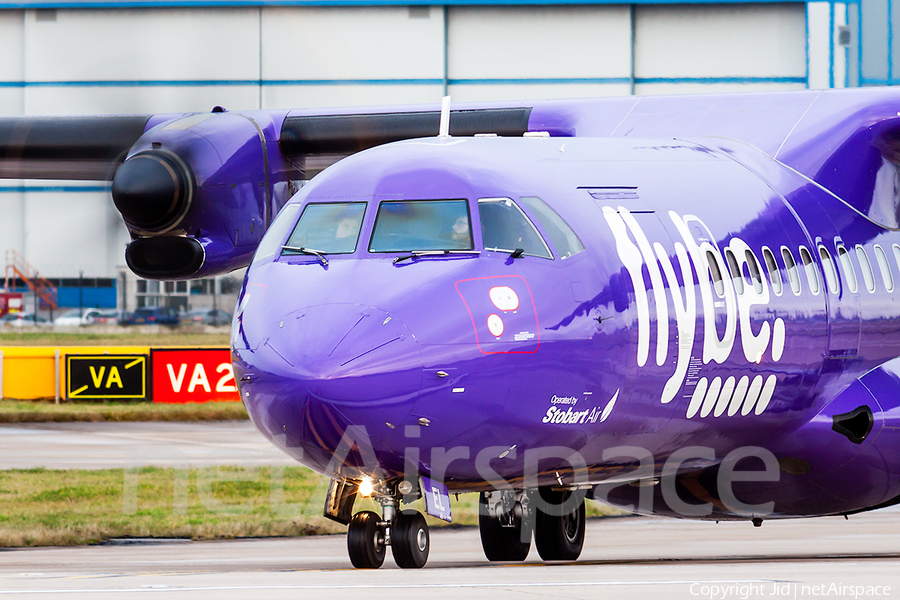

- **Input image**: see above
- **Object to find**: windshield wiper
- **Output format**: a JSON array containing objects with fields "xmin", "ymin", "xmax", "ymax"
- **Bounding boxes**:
[
  {"xmin": 282, "ymin": 245, "xmax": 328, "ymax": 267},
  {"xmin": 485, "ymin": 247, "xmax": 526, "ymax": 258},
  {"xmin": 393, "ymin": 250, "xmax": 480, "ymax": 264}
]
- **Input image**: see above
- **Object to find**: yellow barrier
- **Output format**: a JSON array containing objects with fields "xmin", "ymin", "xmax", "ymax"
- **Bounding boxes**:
[{"xmin": 0, "ymin": 346, "xmax": 151, "ymax": 401}]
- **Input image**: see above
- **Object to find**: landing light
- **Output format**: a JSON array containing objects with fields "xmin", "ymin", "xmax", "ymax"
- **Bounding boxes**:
[{"xmin": 359, "ymin": 477, "xmax": 375, "ymax": 497}]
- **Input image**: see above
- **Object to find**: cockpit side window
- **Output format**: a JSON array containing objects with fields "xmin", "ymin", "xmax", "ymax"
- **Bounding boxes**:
[
  {"xmin": 283, "ymin": 202, "xmax": 366, "ymax": 255},
  {"xmin": 478, "ymin": 198, "xmax": 552, "ymax": 259},
  {"xmin": 251, "ymin": 203, "xmax": 303, "ymax": 265},
  {"xmin": 519, "ymin": 196, "xmax": 585, "ymax": 259},
  {"xmin": 369, "ymin": 199, "xmax": 472, "ymax": 252}
]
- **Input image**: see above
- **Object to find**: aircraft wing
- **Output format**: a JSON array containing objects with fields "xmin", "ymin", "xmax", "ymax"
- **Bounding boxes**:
[{"xmin": 1, "ymin": 88, "xmax": 898, "ymax": 280}]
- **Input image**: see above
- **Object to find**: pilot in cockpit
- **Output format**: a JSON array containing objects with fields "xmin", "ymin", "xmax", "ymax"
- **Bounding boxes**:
[
  {"xmin": 451, "ymin": 215, "xmax": 469, "ymax": 246},
  {"xmin": 335, "ymin": 215, "xmax": 361, "ymax": 241}
]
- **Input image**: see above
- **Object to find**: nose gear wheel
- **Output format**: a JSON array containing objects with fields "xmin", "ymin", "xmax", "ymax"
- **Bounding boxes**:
[
  {"xmin": 347, "ymin": 511, "xmax": 385, "ymax": 569},
  {"xmin": 392, "ymin": 511, "xmax": 430, "ymax": 568}
]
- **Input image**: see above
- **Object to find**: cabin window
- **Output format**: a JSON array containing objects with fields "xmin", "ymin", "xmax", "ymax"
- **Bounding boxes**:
[
  {"xmin": 478, "ymin": 198, "xmax": 552, "ymax": 259},
  {"xmin": 781, "ymin": 246, "xmax": 801, "ymax": 295},
  {"xmin": 818, "ymin": 246, "xmax": 840, "ymax": 295},
  {"xmin": 799, "ymin": 246, "xmax": 820, "ymax": 295},
  {"xmin": 761, "ymin": 246, "xmax": 782, "ymax": 296},
  {"xmin": 856, "ymin": 245, "xmax": 876, "ymax": 293},
  {"xmin": 519, "ymin": 196, "xmax": 585, "ymax": 259},
  {"xmin": 744, "ymin": 249, "xmax": 764, "ymax": 294},
  {"xmin": 724, "ymin": 249, "xmax": 744, "ymax": 295},
  {"xmin": 875, "ymin": 244, "xmax": 894, "ymax": 292},
  {"xmin": 893, "ymin": 244, "xmax": 900, "ymax": 276},
  {"xmin": 837, "ymin": 244, "xmax": 857, "ymax": 294},
  {"xmin": 284, "ymin": 202, "xmax": 367, "ymax": 255},
  {"xmin": 253, "ymin": 203, "xmax": 303, "ymax": 264},
  {"xmin": 705, "ymin": 250, "xmax": 725, "ymax": 298},
  {"xmin": 369, "ymin": 199, "xmax": 472, "ymax": 253}
]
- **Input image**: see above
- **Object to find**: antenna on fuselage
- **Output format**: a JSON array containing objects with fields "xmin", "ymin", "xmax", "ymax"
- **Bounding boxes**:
[{"xmin": 438, "ymin": 96, "xmax": 451, "ymax": 138}]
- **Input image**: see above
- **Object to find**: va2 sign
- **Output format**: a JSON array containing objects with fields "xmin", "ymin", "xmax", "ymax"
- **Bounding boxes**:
[{"xmin": 151, "ymin": 348, "xmax": 239, "ymax": 403}]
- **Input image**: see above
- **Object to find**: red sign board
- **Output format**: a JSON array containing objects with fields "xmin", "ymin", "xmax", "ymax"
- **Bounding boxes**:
[{"xmin": 151, "ymin": 348, "xmax": 239, "ymax": 403}]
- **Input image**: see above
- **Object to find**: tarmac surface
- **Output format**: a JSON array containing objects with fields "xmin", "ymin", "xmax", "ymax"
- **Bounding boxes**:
[
  {"xmin": 0, "ymin": 421, "xmax": 294, "ymax": 469},
  {"xmin": 1, "ymin": 512, "xmax": 899, "ymax": 599},
  {"xmin": 1, "ymin": 422, "xmax": 900, "ymax": 598}
]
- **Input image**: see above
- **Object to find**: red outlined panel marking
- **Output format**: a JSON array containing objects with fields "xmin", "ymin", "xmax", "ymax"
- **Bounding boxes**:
[{"xmin": 455, "ymin": 275, "xmax": 540, "ymax": 354}]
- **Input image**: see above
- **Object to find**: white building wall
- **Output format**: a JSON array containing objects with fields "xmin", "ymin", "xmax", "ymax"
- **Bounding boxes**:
[
  {"xmin": 261, "ymin": 6, "xmax": 445, "ymax": 108},
  {"xmin": 447, "ymin": 6, "xmax": 633, "ymax": 101},
  {"xmin": 23, "ymin": 191, "xmax": 120, "ymax": 276},
  {"xmin": 635, "ymin": 4, "xmax": 808, "ymax": 95},
  {"xmin": 835, "ymin": 3, "xmax": 849, "ymax": 88},
  {"xmin": 809, "ymin": 2, "xmax": 831, "ymax": 88},
  {"xmin": 21, "ymin": 8, "xmax": 261, "ymax": 114},
  {"xmin": 0, "ymin": 10, "xmax": 24, "ymax": 115},
  {"xmin": 0, "ymin": 3, "xmax": 817, "ymax": 282},
  {"xmin": 809, "ymin": 1, "xmax": 850, "ymax": 89},
  {"xmin": 0, "ymin": 4, "xmax": 817, "ymax": 117}
]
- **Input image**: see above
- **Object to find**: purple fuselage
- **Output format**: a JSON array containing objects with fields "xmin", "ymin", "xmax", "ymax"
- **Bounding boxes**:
[{"xmin": 233, "ymin": 88, "xmax": 900, "ymax": 521}]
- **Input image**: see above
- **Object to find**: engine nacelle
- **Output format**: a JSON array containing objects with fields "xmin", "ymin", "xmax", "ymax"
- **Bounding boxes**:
[{"xmin": 113, "ymin": 110, "xmax": 296, "ymax": 279}]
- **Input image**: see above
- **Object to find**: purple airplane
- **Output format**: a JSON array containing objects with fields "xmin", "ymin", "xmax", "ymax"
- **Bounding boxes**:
[{"xmin": 3, "ymin": 88, "xmax": 900, "ymax": 569}]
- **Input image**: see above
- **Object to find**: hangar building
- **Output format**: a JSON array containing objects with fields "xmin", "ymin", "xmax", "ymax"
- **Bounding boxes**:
[{"xmin": 0, "ymin": 0, "xmax": 873, "ymax": 312}]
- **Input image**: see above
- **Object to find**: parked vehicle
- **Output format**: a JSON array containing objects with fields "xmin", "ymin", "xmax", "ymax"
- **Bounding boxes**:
[
  {"xmin": 180, "ymin": 308, "xmax": 232, "ymax": 326},
  {"xmin": 0, "ymin": 312, "xmax": 49, "ymax": 326},
  {"xmin": 123, "ymin": 306, "xmax": 180, "ymax": 325},
  {"xmin": 53, "ymin": 308, "xmax": 111, "ymax": 326},
  {"xmin": 94, "ymin": 310, "xmax": 121, "ymax": 324}
]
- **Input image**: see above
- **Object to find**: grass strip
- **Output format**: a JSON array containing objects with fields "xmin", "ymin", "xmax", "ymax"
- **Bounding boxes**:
[
  {"xmin": 0, "ymin": 466, "xmax": 622, "ymax": 547},
  {"xmin": 0, "ymin": 400, "xmax": 248, "ymax": 422}
]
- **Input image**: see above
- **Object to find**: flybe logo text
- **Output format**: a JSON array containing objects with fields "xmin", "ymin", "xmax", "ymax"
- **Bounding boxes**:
[{"xmin": 602, "ymin": 207, "xmax": 786, "ymax": 404}]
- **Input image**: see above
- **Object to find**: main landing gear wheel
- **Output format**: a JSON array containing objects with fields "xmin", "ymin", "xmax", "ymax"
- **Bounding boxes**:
[
  {"xmin": 347, "ymin": 511, "xmax": 385, "ymax": 569},
  {"xmin": 534, "ymin": 488, "xmax": 585, "ymax": 561},
  {"xmin": 478, "ymin": 491, "xmax": 531, "ymax": 561},
  {"xmin": 392, "ymin": 511, "xmax": 430, "ymax": 569}
]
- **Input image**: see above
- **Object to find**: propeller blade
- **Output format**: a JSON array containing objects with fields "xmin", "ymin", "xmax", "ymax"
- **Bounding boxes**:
[{"xmin": 0, "ymin": 115, "xmax": 152, "ymax": 180}]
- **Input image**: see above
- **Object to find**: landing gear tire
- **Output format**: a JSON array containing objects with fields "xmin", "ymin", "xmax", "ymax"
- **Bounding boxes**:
[
  {"xmin": 534, "ymin": 488, "xmax": 585, "ymax": 561},
  {"xmin": 347, "ymin": 511, "xmax": 385, "ymax": 569},
  {"xmin": 392, "ymin": 511, "xmax": 430, "ymax": 568},
  {"xmin": 478, "ymin": 491, "xmax": 531, "ymax": 561}
]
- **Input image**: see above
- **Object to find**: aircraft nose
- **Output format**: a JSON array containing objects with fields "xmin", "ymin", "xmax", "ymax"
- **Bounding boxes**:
[{"xmin": 266, "ymin": 303, "xmax": 424, "ymax": 420}]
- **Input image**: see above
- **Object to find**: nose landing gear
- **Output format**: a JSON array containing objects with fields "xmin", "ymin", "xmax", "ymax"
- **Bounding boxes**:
[{"xmin": 342, "ymin": 480, "xmax": 431, "ymax": 569}]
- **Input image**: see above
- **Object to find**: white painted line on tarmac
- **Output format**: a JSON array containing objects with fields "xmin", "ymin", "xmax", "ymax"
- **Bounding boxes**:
[{"xmin": 0, "ymin": 579, "xmax": 773, "ymax": 594}]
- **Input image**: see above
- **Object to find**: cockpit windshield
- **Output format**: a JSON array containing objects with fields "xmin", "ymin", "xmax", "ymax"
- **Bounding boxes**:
[
  {"xmin": 478, "ymin": 197, "xmax": 551, "ymax": 259},
  {"xmin": 282, "ymin": 202, "xmax": 366, "ymax": 255},
  {"xmin": 369, "ymin": 199, "xmax": 473, "ymax": 252},
  {"xmin": 519, "ymin": 196, "xmax": 585, "ymax": 259}
]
